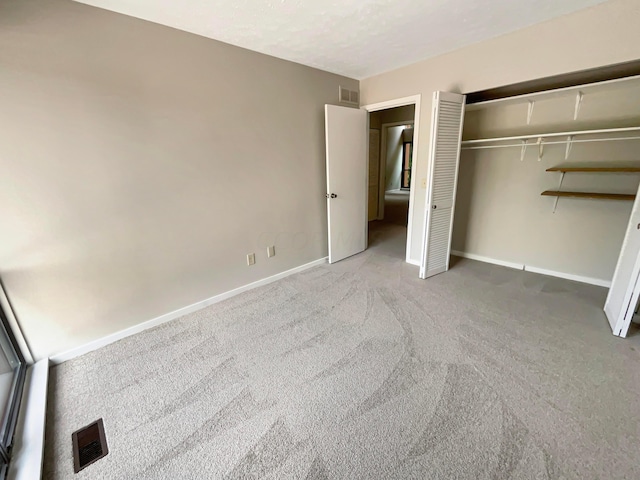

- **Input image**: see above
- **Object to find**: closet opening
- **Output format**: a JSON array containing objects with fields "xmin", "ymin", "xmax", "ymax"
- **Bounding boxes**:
[{"xmin": 451, "ymin": 69, "xmax": 640, "ymax": 337}]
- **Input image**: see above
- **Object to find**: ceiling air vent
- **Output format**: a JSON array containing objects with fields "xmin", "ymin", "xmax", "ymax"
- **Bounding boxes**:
[
  {"xmin": 72, "ymin": 418, "xmax": 109, "ymax": 473},
  {"xmin": 339, "ymin": 86, "xmax": 360, "ymax": 106}
]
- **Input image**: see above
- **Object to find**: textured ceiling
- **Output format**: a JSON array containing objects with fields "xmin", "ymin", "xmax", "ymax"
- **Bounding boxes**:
[{"xmin": 74, "ymin": 0, "xmax": 608, "ymax": 79}]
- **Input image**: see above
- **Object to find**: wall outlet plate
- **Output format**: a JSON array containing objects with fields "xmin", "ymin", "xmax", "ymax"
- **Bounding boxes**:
[
  {"xmin": 267, "ymin": 246, "xmax": 275, "ymax": 258},
  {"xmin": 247, "ymin": 253, "xmax": 255, "ymax": 266}
]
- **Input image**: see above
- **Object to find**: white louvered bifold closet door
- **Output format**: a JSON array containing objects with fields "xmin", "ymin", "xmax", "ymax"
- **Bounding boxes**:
[
  {"xmin": 604, "ymin": 181, "xmax": 640, "ymax": 337},
  {"xmin": 420, "ymin": 92, "xmax": 466, "ymax": 279}
]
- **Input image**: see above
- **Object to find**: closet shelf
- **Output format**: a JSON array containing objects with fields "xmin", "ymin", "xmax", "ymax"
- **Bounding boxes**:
[
  {"xmin": 462, "ymin": 126, "xmax": 640, "ymax": 146},
  {"xmin": 546, "ymin": 166, "xmax": 640, "ymax": 173},
  {"xmin": 465, "ymin": 74, "xmax": 640, "ymax": 112},
  {"xmin": 541, "ymin": 191, "xmax": 636, "ymax": 201}
]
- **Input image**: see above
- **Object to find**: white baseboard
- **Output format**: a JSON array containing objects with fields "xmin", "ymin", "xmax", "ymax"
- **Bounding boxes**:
[
  {"xmin": 8, "ymin": 359, "xmax": 49, "ymax": 480},
  {"xmin": 524, "ymin": 266, "xmax": 611, "ymax": 288},
  {"xmin": 451, "ymin": 250, "xmax": 611, "ymax": 287},
  {"xmin": 450, "ymin": 250, "xmax": 524, "ymax": 270},
  {"xmin": 406, "ymin": 258, "xmax": 421, "ymax": 266},
  {"xmin": 49, "ymin": 257, "xmax": 328, "ymax": 364}
]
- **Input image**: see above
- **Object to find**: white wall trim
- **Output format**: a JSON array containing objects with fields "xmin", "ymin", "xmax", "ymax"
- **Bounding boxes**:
[
  {"xmin": 363, "ymin": 95, "xmax": 421, "ymax": 113},
  {"xmin": 524, "ymin": 265, "xmax": 611, "ymax": 288},
  {"xmin": 451, "ymin": 250, "xmax": 611, "ymax": 287},
  {"xmin": 49, "ymin": 257, "xmax": 328, "ymax": 364},
  {"xmin": 451, "ymin": 250, "xmax": 524, "ymax": 270},
  {"xmin": 406, "ymin": 259, "xmax": 421, "ymax": 266},
  {"xmin": 7, "ymin": 359, "xmax": 49, "ymax": 480},
  {"xmin": 363, "ymin": 94, "xmax": 421, "ymax": 266}
]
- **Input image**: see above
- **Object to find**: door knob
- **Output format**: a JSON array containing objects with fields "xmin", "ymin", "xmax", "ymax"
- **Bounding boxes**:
[
  {"xmin": 432, "ymin": 205, "xmax": 437, "ymax": 209},
  {"xmin": 326, "ymin": 193, "xmax": 337, "ymax": 199}
]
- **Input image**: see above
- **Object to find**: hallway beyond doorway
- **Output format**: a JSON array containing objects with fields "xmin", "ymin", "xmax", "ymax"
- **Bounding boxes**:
[
  {"xmin": 381, "ymin": 190, "xmax": 409, "ymax": 226},
  {"xmin": 368, "ymin": 190, "xmax": 410, "ymax": 259}
]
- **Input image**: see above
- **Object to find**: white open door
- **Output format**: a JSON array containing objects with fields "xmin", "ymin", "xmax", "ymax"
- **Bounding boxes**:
[
  {"xmin": 325, "ymin": 104, "xmax": 368, "ymax": 264},
  {"xmin": 604, "ymin": 182, "xmax": 640, "ymax": 337},
  {"xmin": 419, "ymin": 91, "xmax": 466, "ymax": 279}
]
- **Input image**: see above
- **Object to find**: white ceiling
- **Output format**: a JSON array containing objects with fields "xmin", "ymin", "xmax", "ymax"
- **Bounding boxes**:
[{"xmin": 75, "ymin": 0, "xmax": 608, "ymax": 79}]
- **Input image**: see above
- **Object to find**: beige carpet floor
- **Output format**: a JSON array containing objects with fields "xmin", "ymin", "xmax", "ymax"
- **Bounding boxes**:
[
  {"xmin": 380, "ymin": 190, "xmax": 410, "ymax": 226},
  {"xmin": 43, "ymin": 222, "xmax": 640, "ymax": 479}
]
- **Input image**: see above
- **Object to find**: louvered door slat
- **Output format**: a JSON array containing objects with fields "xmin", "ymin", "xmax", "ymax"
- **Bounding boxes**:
[{"xmin": 420, "ymin": 92, "xmax": 466, "ymax": 279}]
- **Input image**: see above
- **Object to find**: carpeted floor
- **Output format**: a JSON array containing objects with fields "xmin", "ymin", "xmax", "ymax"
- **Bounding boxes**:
[
  {"xmin": 380, "ymin": 190, "xmax": 410, "ymax": 226},
  {"xmin": 43, "ymin": 222, "xmax": 640, "ymax": 479}
]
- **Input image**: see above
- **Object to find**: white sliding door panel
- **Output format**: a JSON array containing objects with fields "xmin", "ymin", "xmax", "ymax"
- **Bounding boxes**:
[
  {"xmin": 325, "ymin": 105, "xmax": 368, "ymax": 264},
  {"xmin": 604, "ymin": 182, "xmax": 640, "ymax": 337},
  {"xmin": 420, "ymin": 92, "xmax": 466, "ymax": 279}
]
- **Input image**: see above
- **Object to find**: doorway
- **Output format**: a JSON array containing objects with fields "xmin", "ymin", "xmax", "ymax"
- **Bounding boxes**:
[{"xmin": 364, "ymin": 100, "xmax": 418, "ymax": 261}]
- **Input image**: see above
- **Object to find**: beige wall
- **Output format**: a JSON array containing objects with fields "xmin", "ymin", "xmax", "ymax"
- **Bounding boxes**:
[
  {"xmin": 360, "ymin": 0, "xmax": 640, "ymax": 263},
  {"xmin": 379, "ymin": 105, "xmax": 415, "ymax": 126},
  {"xmin": 370, "ymin": 105, "xmax": 415, "ymax": 130},
  {"xmin": 370, "ymin": 113, "xmax": 382, "ymax": 129},
  {"xmin": 0, "ymin": 0, "xmax": 358, "ymax": 360}
]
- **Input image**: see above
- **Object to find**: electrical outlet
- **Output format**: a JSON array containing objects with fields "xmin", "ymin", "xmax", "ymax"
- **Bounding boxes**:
[
  {"xmin": 421, "ymin": 178, "xmax": 427, "ymax": 189},
  {"xmin": 267, "ymin": 246, "xmax": 275, "ymax": 258},
  {"xmin": 247, "ymin": 253, "xmax": 255, "ymax": 266}
]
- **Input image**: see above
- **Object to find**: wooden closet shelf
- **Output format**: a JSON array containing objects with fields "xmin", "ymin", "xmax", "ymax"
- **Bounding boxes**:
[
  {"xmin": 541, "ymin": 191, "xmax": 636, "ymax": 201},
  {"xmin": 546, "ymin": 166, "xmax": 640, "ymax": 173}
]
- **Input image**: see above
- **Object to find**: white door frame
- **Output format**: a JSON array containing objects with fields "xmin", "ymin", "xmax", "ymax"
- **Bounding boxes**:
[
  {"xmin": 379, "ymin": 121, "xmax": 414, "ymax": 221},
  {"xmin": 362, "ymin": 95, "xmax": 422, "ymax": 265}
]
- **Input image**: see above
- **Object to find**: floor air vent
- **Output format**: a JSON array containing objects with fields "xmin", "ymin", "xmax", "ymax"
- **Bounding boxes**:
[{"xmin": 72, "ymin": 418, "xmax": 108, "ymax": 473}]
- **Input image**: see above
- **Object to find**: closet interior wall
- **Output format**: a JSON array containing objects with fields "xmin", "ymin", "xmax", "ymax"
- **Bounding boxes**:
[{"xmin": 453, "ymin": 78, "xmax": 640, "ymax": 285}]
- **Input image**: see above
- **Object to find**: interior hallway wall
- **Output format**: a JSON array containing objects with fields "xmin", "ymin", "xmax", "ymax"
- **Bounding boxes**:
[
  {"xmin": 0, "ymin": 0, "xmax": 358, "ymax": 360},
  {"xmin": 360, "ymin": 0, "xmax": 640, "ymax": 265},
  {"xmin": 379, "ymin": 105, "xmax": 416, "ymax": 125},
  {"xmin": 370, "ymin": 104, "xmax": 415, "ymax": 219},
  {"xmin": 385, "ymin": 126, "xmax": 405, "ymax": 191}
]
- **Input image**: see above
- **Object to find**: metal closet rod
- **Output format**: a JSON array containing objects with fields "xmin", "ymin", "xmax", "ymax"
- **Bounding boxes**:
[
  {"xmin": 462, "ymin": 135, "xmax": 640, "ymax": 150},
  {"xmin": 461, "ymin": 126, "xmax": 640, "ymax": 146}
]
